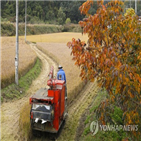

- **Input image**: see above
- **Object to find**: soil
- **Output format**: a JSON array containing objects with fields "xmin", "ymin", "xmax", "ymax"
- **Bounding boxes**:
[{"xmin": 1, "ymin": 43, "xmax": 99, "ymax": 141}]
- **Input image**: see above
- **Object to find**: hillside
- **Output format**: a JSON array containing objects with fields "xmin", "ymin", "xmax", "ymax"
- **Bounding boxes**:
[
  {"xmin": 1, "ymin": 1, "xmax": 141, "ymax": 26},
  {"xmin": 1, "ymin": 1, "xmax": 85, "ymax": 24}
]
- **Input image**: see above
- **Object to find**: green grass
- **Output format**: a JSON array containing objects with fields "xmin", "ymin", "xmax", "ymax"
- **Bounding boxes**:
[
  {"xmin": 82, "ymin": 90, "xmax": 107, "ymax": 136},
  {"xmin": 78, "ymin": 89, "xmax": 130, "ymax": 141},
  {"xmin": 1, "ymin": 23, "xmax": 63, "ymax": 36},
  {"xmin": 83, "ymin": 126, "xmax": 90, "ymax": 135},
  {"xmin": 83, "ymin": 131, "xmax": 128, "ymax": 141},
  {"xmin": 85, "ymin": 115, "xmax": 91, "ymax": 125},
  {"xmin": 1, "ymin": 58, "xmax": 42, "ymax": 102}
]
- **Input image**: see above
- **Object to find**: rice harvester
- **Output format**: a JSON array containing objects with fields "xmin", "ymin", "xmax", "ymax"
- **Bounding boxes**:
[{"xmin": 29, "ymin": 66, "xmax": 68, "ymax": 133}]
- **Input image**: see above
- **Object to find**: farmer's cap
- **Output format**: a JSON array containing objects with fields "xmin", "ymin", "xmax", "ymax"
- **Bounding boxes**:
[{"xmin": 58, "ymin": 65, "xmax": 63, "ymax": 69}]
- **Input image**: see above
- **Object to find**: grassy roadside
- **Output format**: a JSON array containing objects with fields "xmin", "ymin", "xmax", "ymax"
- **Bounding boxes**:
[
  {"xmin": 77, "ymin": 89, "xmax": 139, "ymax": 141},
  {"xmin": 76, "ymin": 89, "xmax": 107, "ymax": 141},
  {"xmin": 1, "ymin": 58, "xmax": 42, "ymax": 103},
  {"xmin": 1, "ymin": 23, "xmax": 62, "ymax": 36}
]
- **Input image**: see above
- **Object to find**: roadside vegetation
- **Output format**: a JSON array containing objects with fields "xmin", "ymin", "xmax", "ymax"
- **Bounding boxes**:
[
  {"xmin": 1, "ymin": 58, "xmax": 42, "ymax": 102},
  {"xmin": 77, "ymin": 89, "xmax": 131, "ymax": 141},
  {"xmin": 1, "ymin": 22, "xmax": 82, "ymax": 36}
]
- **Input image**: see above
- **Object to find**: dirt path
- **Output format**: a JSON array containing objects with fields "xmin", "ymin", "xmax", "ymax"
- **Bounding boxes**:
[
  {"xmin": 57, "ymin": 80, "xmax": 99, "ymax": 141},
  {"xmin": 1, "ymin": 43, "xmax": 58, "ymax": 141}
]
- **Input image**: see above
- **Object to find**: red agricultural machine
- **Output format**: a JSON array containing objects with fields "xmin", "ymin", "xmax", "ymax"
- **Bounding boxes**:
[{"xmin": 29, "ymin": 66, "xmax": 67, "ymax": 133}]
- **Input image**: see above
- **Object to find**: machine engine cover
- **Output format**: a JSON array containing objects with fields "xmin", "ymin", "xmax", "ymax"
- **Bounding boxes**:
[{"xmin": 31, "ymin": 104, "xmax": 53, "ymax": 122}]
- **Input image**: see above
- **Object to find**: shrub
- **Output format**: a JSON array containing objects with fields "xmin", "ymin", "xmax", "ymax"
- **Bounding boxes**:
[
  {"xmin": 57, "ymin": 7, "xmax": 66, "ymax": 25},
  {"xmin": 65, "ymin": 18, "xmax": 71, "ymax": 24}
]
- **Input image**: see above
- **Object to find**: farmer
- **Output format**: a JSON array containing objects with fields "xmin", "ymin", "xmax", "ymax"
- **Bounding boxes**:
[
  {"xmin": 57, "ymin": 65, "xmax": 67, "ymax": 98},
  {"xmin": 57, "ymin": 65, "xmax": 66, "ymax": 83}
]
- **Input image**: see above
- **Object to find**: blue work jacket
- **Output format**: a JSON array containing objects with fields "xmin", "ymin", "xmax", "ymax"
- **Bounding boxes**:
[{"xmin": 57, "ymin": 69, "xmax": 66, "ymax": 83}]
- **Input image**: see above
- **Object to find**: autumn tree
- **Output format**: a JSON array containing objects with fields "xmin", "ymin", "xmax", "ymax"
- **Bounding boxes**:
[
  {"xmin": 67, "ymin": 0, "xmax": 141, "ymax": 138},
  {"xmin": 124, "ymin": 8, "xmax": 135, "ymax": 17}
]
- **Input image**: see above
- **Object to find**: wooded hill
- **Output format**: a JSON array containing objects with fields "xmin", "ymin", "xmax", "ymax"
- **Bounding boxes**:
[
  {"xmin": 2, "ymin": 1, "xmax": 141, "ymax": 25},
  {"xmin": 1, "ymin": 1, "xmax": 87, "ymax": 24}
]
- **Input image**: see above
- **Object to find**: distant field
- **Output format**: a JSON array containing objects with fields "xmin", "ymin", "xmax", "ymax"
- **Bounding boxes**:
[
  {"xmin": 20, "ymin": 32, "xmax": 88, "ymax": 43},
  {"xmin": 1, "ymin": 37, "xmax": 37, "ymax": 88}
]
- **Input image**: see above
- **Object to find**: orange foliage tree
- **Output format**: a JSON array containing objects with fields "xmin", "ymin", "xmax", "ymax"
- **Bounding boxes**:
[{"xmin": 67, "ymin": 0, "xmax": 141, "ymax": 137}]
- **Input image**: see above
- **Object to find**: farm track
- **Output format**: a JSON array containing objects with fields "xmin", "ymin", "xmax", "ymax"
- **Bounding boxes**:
[
  {"xmin": 57, "ymin": 80, "xmax": 99, "ymax": 141},
  {"xmin": 1, "ymin": 43, "xmax": 99, "ymax": 141},
  {"xmin": 1, "ymin": 43, "xmax": 57, "ymax": 141}
]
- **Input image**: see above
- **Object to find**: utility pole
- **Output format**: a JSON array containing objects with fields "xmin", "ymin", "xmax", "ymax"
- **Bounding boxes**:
[
  {"xmin": 25, "ymin": 0, "xmax": 27, "ymax": 42},
  {"xmin": 15, "ymin": 0, "xmax": 19, "ymax": 85},
  {"xmin": 135, "ymin": 0, "xmax": 137, "ymax": 14}
]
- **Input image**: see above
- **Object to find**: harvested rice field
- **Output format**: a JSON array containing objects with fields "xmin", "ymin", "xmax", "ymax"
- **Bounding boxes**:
[{"xmin": 21, "ymin": 32, "xmax": 88, "ymax": 43}]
